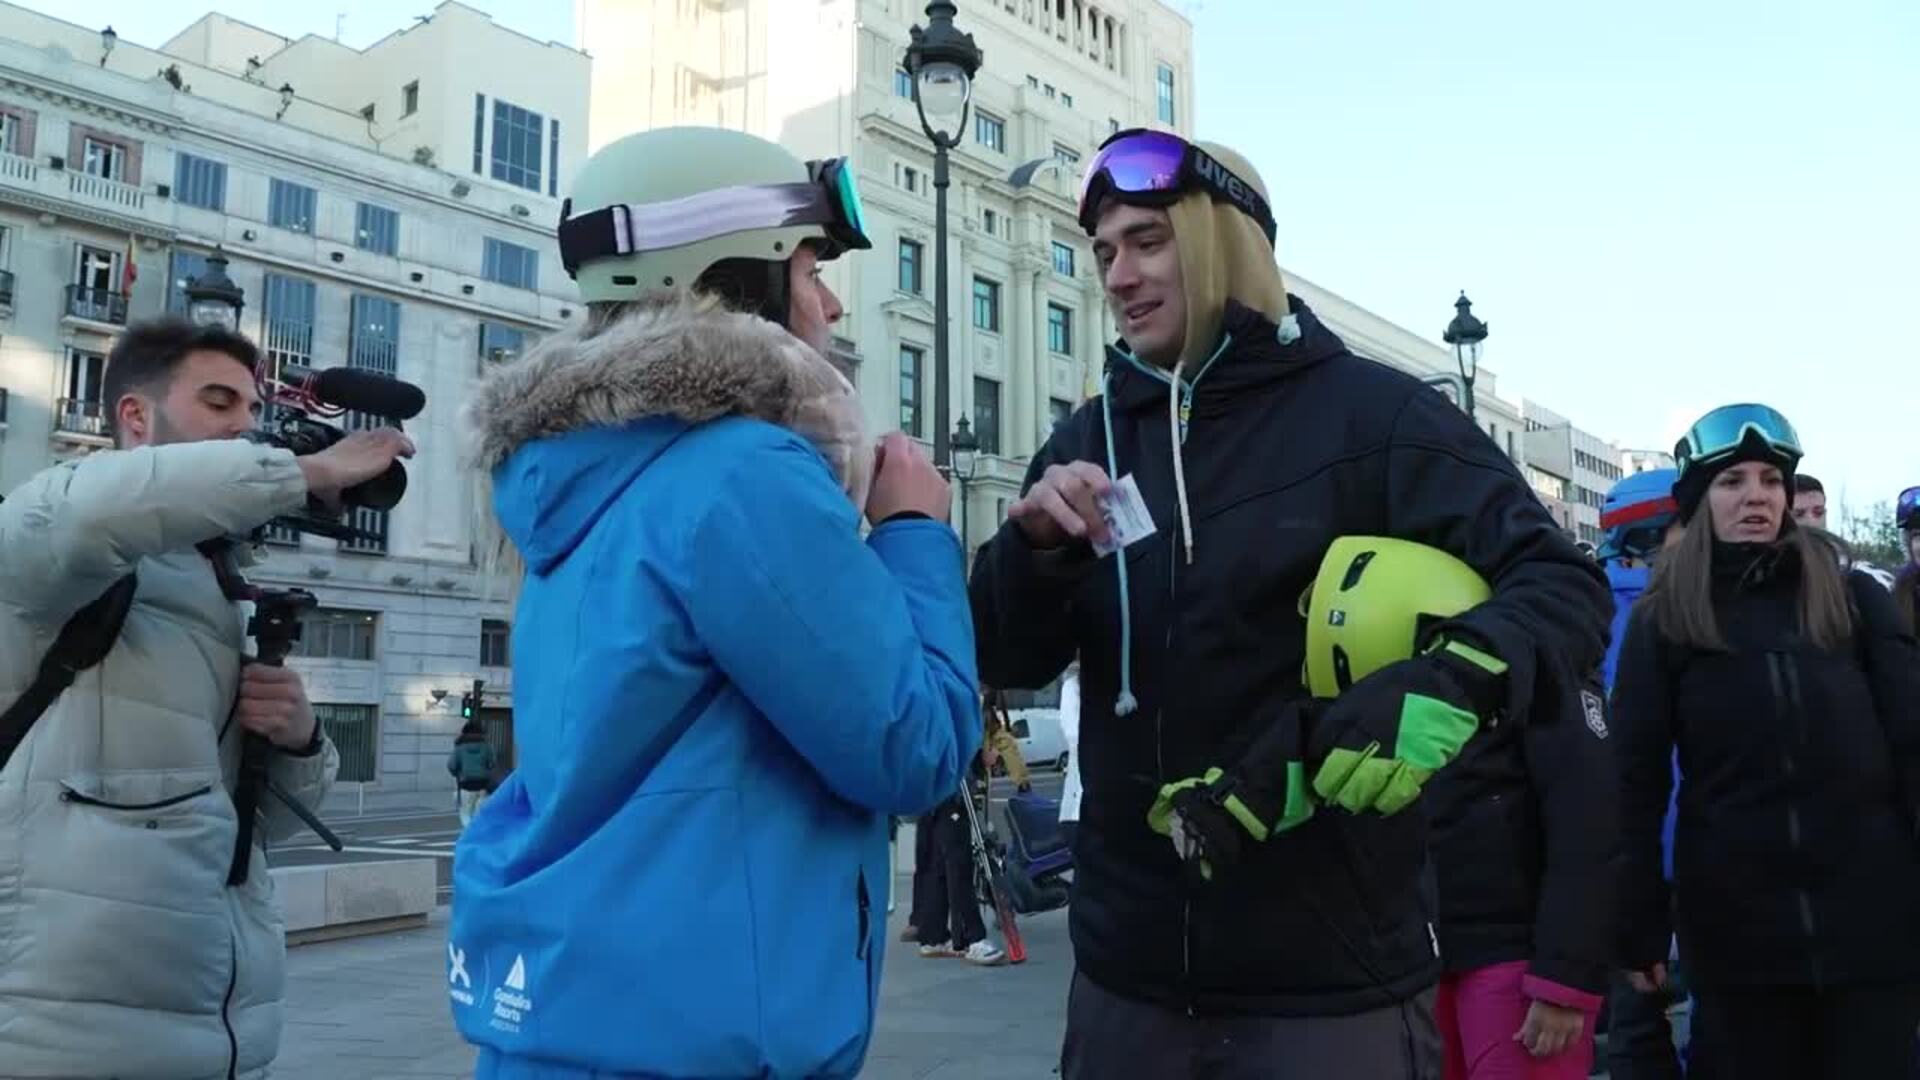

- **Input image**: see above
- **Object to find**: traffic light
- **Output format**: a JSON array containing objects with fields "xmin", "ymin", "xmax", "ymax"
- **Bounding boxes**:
[
  {"xmin": 460, "ymin": 679, "xmax": 485, "ymax": 721},
  {"xmin": 459, "ymin": 693, "xmax": 474, "ymax": 720}
]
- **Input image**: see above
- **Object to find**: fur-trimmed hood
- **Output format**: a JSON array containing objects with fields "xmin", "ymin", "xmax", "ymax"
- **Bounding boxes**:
[{"xmin": 464, "ymin": 293, "xmax": 872, "ymax": 574}]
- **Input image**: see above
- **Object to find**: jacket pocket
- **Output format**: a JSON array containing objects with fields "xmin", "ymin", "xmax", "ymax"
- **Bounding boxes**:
[
  {"xmin": 24, "ymin": 780, "xmax": 232, "ymax": 1015},
  {"xmin": 60, "ymin": 783, "xmax": 215, "ymax": 813}
]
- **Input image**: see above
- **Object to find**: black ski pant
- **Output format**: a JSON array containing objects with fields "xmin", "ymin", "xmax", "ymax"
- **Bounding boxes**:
[
  {"xmin": 915, "ymin": 796, "xmax": 985, "ymax": 950},
  {"xmin": 907, "ymin": 811, "xmax": 938, "ymax": 931},
  {"xmin": 1605, "ymin": 971, "xmax": 1685, "ymax": 1080},
  {"xmin": 1061, "ymin": 971, "xmax": 1442, "ymax": 1079},
  {"xmin": 1688, "ymin": 982, "xmax": 1920, "ymax": 1080}
]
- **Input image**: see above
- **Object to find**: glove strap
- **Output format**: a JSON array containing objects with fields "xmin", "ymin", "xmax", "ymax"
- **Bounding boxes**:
[{"xmin": 1426, "ymin": 636, "xmax": 1510, "ymax": 718}]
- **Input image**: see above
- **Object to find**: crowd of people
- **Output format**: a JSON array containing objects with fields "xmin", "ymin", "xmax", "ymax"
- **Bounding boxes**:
[{"xmin": 0, "ymin": 116, "xmax": 1915, "ymax": 1080}]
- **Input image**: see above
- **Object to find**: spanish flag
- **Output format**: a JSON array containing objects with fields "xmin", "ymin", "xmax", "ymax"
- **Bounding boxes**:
[{"xmin": 122, "ymin": 234, "xmax": 137, "ymax": 294}]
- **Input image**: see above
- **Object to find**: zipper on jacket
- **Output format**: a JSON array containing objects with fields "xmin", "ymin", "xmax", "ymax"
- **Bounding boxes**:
[
  {"xmin": 1767, "ymin": 653, "xmax": 1824, "ymax": 988},
  {"xmin": 222, "ymin": 928, "xmax": 239, "ymax": 1080},
  {"xmin": 1164, "ymin": 523, "xmax": 1196, "ymax": 1016},
  {"xmin": 1782, "ymin": 655, "xmax": 1824, "ymax": 988},
  {"xmin": 59, "ymin": 784, "xmax": 213, "ymax": 812},
  {"xmin": 855, "ymin": 869, "xmax": 871, "ymax": 961}
]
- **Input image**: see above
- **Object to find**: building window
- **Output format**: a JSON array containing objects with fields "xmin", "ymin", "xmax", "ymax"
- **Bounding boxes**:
[
  {"xmin": 490, "ymin": 99, "xmax": 545, "ymax": 192},
  {"xmin": 897, "ymin": 238, "xmax": 923, "ymax": 294},
  {"xmin": 895, "ymin": 68, "xmax": 913, "ymax": 98},
  {"xmin": 899, "ymin": 344, "xmax": 924, "ymax": 437},
  {"xmin": 82, "ymin": 137, "xmax": 125, "ymax": 181},
  {"xmin": 1506, "ymin": 430, "xmax": 1517, "ymax": 459},
  {"xmin": 165, "ymin": 251, "xmax": 210, "ymax": 315},
  {"xmin": 355, "ymin": 202, "xmax": 399, "ymax": 256},
  {"xmin": 1109, "ymin": 117, "xmax": 1121, "ymax": 135},
  {"xmin": 293, "ymin": 608, "xmax": 378, "ymax": 660},
  {"xmin": 0, "ymin": 111, "xmax": 21, "ymax": 156},
  {"xmin": 268, "ymin": 178, "xmax": 316, "ymax": 233},
  {"xmin": 342, "ymin": 294, "xmax": 401, "ymax": 553},
  {"xmin": 472, "ymin": 93, "xmax": 485, "ymax": 174},
  {"xmin": 1026, "ymin": 74, "xmax": 1040, "ymax": 90},
  {"xmin": 1053, "ymin": 143, "xmax": 1080, "ymax": 167},
  {"xmin": 975, "ymin": 111, "xmax": 1006, "ymax": 152},
  {"xmin": 897, "ymin": 163, "xmax": 921, "ymax": 193},
  {"xmin": 548, "ymin": 118, "xmax": 561, "ymax": 198},
  {"xmin": 1051, "ymin": 241, "xmax": 1075, "ymax": 277},
  {"xmin": 1156, "ymin": 63, "xmax": 1177, "ymax": 124},
  {"xmin": 1050, "ymin": 397, "xmax": 1073, "ymax": 431},
  {"xmin": 260, "ymin": 273, "xmax": 317, "ymax": 390},
  {"xmin": 482, "ymin": 238, "xmax": 539, "ymax": 290},
  {"xmin": 1047, "ymin": 303, "xmax": 1073, "ymax": 354},
  {"xmin": 314, "ymin": 704, "xmax": 377, "ymax": 782},
  {"xmin": 982, "ymin": 208, "xmax": 998, "ymax": 236},
  {"xmin": 972, "ymin": 377, "xmax": 1001, "ymax": 455},
  {"xmin": 173, "ymin": 153, "xmax": 226, "ymax": 211},
  {"xmin": 61, "ymin": 348, "xmax": 107, "ymax": 435},
  {"xmin": 480, "ymin": 321, "xmax": 528, "ymax": 365},
  {"xmin": 1061, "ymin": 92, "xmax": 1074, "ymax": 108},
  {"xmin": 402, "ymin": 81, "xmax": 419, "ymax": 117},
  {"xmin": 1044, "ymin": 83, "xmax": 1056, "ymax": 99},
  {"xmin": 480, "ymin": 619, "xmax": 511, "ymax": 667},
  {"xmin": 972, "ymin": 277, "xmax": 1002, "ymax": 332}
]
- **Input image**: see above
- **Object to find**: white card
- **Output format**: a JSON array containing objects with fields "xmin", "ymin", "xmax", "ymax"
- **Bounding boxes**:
[{"xmin": 1092, "ymin": 474, "xmax": 1158, "ymax": 557}]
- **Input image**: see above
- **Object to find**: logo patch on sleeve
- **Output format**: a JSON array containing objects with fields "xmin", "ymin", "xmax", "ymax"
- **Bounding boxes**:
[{"xmin": 1581, "ymin": 690, "xmax": 1609, "ymax": 739}]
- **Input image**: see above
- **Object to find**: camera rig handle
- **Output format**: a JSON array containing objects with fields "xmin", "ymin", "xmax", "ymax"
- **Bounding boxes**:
[{"xmin": 203, "ymin": 545, "xmax": 346, "ymax": 884}]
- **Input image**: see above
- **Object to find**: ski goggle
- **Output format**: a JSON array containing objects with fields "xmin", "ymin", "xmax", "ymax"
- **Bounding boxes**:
[
  {"xmin": 1673, "ymin": 403, "xmax": 1803, "ymax": 476},
  {"xmin": 1898, "ymin": 486, "xmax": 1920, "ymax": 530},
  {"xmin": 1077, "ymin": 128, "xmax": 1277, "ymax": 245},
  {"xmin": 558, "ymin": 156, "xmax": 871, "ymax": 278}
]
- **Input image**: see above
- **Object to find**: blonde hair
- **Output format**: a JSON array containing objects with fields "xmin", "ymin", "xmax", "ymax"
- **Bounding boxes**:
[{"xmin": 1642, "ymin": 523, "xmax": 1855, "ymax": 651}]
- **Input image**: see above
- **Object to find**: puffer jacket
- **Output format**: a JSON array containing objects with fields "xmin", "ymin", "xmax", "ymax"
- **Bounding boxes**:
[
  {"xmin": 449, "ymin": 292, "xmax": 978, "ymax": 1079},
  {"xmin": 0, "ymin": 440, "xmax": 339, "ymax": 1079},
  {"xmin": 1613, "ymin": 539, "xmax": 1920, "ymax": 989}
]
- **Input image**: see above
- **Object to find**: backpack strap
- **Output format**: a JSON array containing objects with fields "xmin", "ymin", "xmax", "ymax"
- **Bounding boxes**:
[{"xmin": 0, "ymin": 574, "xmax": 139, "ymax": 772}]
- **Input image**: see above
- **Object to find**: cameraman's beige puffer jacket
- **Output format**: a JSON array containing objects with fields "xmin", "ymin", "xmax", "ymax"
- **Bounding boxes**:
[{"xmin": 0, "ymin": 440, "xmax": 338, "ymax": 1079}]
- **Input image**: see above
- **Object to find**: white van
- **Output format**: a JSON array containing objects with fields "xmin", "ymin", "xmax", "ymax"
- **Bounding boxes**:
[{"xmin": 1001, "ymin": 680, "xmax": 1069, "ymax": 771}]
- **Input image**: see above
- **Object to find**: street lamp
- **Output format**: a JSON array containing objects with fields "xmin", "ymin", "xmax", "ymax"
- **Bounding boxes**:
[
  {"xmin": 1442, "ymin": 291, "xmax": 1488, "ymax": 419},
  {"xmin": 950, "ymin": 415, "xmax": 981, "ymax": 553},
  {"xmin": 903, "ymin": 1, "xmax": 983, "ymax": 469},
  {"xmin": 99, "ymin": 26, "xmax": 116, "ymax": 66},
  {"xmin": 185, "ymin": 248, "xmax": 245, "ymax": 331}
]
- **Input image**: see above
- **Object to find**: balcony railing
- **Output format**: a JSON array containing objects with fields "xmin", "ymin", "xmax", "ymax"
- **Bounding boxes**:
[
  {"xmin": 68, "ymin": 170, "xmax": 145, "ymax": 209},
  {"xmin": 0, "ymin": 269, "xmax": 13, "ymax": 307},
  {"xmin": 66, "ymin": 285, "xmax": 128, "ymax": 325},
  {"xmin": 0, "ymin": 152, "xmax": 35, "ymax": 184},
  {"xmin": 54, "ymin": 396, "xmax": 109, "ymax": 438}
]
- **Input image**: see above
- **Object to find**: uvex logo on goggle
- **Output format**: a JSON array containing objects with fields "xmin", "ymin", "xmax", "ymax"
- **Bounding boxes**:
[{"xmin": 1192, "ymin": 150, "xmax": 1275, "ymax": 244}]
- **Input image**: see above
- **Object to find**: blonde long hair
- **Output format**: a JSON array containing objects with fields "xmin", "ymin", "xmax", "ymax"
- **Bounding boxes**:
[{"xmin": 1642, "ymin": 521, "xmax": 1855, "ymax": 651}]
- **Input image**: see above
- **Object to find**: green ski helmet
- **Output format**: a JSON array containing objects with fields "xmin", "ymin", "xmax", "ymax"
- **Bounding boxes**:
[
  {"xmin": 556, "ymin": 126, "xmax": 871, "ymax": 317},
  {"xmin": 1299, "ymin": 537, "xmax": 1491, "ymax": 699}
]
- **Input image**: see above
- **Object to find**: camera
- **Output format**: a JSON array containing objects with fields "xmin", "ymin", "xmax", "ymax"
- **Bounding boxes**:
[{"xmin": 247, "ymin": 362, "xmax": 426, "ymax": 542}]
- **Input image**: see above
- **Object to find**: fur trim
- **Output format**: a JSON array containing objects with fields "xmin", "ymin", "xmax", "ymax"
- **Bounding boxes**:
[{"xmin": 464, "ymin": 291, "xmax": 873, "ymax": 590}]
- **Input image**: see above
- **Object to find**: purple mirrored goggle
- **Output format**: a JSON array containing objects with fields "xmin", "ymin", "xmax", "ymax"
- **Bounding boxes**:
[{"xmin": 1076, "ymin": 128, "xmax": 1276, "ymax": 245}]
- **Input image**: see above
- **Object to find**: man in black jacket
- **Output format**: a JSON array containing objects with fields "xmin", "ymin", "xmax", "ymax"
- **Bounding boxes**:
[{"xmin": 970, "ymin": 131, "xmax": 1611, "ymax": 1077}]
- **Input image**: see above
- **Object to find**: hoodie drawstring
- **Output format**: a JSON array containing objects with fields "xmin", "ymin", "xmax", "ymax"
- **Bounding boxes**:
[
  {"xmin": 1099, "ymin": 371, "xmax": 1139, "ymax": 717},
  {"xmin": 1098, "ymin": 333, "xmax": 1236, "ymax": 718}
]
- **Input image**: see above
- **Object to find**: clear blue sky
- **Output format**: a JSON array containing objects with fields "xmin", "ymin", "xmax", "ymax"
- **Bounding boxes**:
[
  {"xmin": 44, "ymin": 1, "xmax": 1916, "ymax": 519},
  {"xmin": 1187, "ymin": 0, "xmax": 1917, "ymax": 520}
]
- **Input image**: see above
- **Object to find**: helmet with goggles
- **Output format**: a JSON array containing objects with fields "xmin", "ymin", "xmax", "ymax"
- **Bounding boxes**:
[{"xmin": 557, "ymin": 127, "xmax": 871, "ymax": 308}]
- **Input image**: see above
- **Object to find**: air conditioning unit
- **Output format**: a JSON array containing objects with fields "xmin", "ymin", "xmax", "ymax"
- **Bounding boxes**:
[
  {"xmin": 155, "ymin": 183, "xmax": 171, "ymax": 198},
  {"xmin": 47, "ymin": 155, "xmax": 64, "ymax": 170}
]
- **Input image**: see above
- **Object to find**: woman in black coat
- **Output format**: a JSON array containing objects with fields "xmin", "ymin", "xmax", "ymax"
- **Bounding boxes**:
[{"xmin": 1612, "ymin": 404, "xmax": 1920, "ymax": 1080}]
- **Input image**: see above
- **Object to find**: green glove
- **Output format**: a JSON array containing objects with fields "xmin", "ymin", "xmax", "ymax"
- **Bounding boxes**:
[
  {"xmin": 1307, "ymin": 636, "xmax": 1508, "ymax": 816},
  {"xmin": 1147, "ymin": 704, "xmax": 1317, "ymax": 882}
]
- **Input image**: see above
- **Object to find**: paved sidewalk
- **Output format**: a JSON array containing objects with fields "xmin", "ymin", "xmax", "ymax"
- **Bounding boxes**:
[{"xmin": 278, "ymin": 877, "xmax": 1073, "ymax": 1079}]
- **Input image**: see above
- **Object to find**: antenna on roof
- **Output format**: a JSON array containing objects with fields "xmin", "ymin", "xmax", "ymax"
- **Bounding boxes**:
[{"xmin": 334, "ymin": 13, "xmax": 345, "ymax": 42}]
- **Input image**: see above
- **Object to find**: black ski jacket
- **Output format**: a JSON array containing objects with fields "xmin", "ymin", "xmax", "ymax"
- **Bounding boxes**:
[
  {"xmin": 1612, "ymin": 540, "xmax": 1920, "ymax": 989},
  {"xmin": 1427, "ymin": 665, "xmax": 1616, "ymax": 1011},
  {"xmin": 970, "ymin": 298, "xmax": 1611, "ymax": 1017}
]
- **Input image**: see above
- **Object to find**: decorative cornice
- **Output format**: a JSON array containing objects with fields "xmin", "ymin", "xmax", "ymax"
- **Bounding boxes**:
[
  {"xmin": 0, "ymin": 73, "xmax": 175, "ymax": 137},
  {"xmin": 0, "ymin": 185, "xmax": 172, "ymax": 240}
]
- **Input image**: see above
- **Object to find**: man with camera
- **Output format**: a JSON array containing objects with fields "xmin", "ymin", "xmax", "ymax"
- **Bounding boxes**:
[{"xmin": 0, "ymin": 317, "xmax": 412, "ymax": 1079}]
